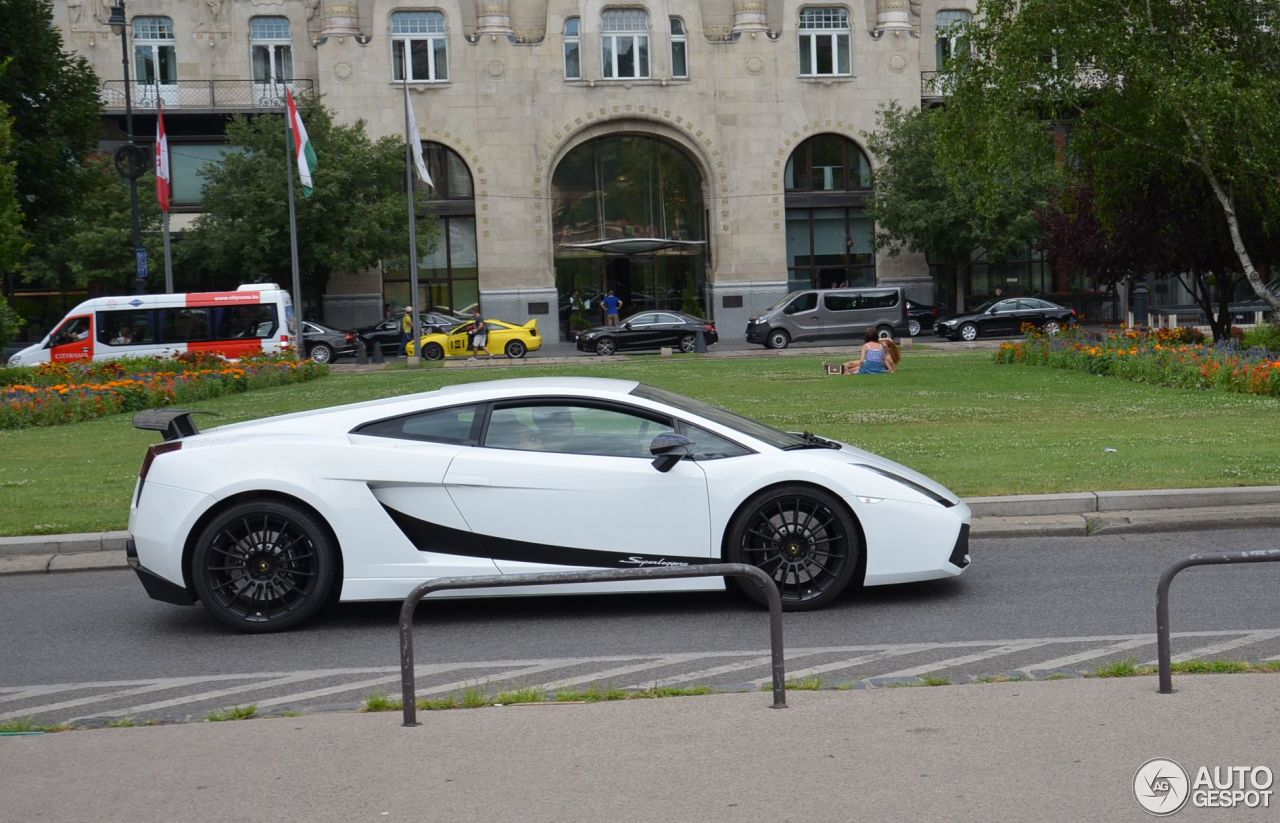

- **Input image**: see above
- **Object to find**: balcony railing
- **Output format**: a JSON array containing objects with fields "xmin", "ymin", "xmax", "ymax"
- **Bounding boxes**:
[
  {"xmin": 99, "ymin": 79, "xmax": 316, "ymax": 113},
  {"xmin": 921, "ymin": 71, "xmax": 954, "ymax": 101}
]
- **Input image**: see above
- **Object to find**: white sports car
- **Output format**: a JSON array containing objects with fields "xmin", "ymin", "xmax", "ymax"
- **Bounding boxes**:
[{"xmin": 128, "ymin": 377, "xmax": 971, "ymax": 632}]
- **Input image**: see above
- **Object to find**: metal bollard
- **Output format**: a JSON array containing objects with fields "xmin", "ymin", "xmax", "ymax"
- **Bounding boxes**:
[
  {"xmin": 371, "ymin": 340, "xmax": 385, "ymax": 364},
  {"xmin": 694, "ymin": 330, "xmax": 708, "ymax": 353},
  {"xmin": 356, "ymin": 338, "xmax": 369, "ymax": 365}
]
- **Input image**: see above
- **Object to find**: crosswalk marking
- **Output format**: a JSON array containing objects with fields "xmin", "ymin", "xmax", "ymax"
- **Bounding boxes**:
[
  {"xmin": 1018, "ymin": 637, "xmax": 1153, "ymax": 676},
  {"xmin": 749, "ymin": 648, "xmax": 931, "ymax": 688},
  {"xmin": 0, "ymin": 677, "xmax": 214, "ymax": 721},
  {"xmin": 870, "ymin": 641, "xmax": 1052, "ymax": 682},
  {"xmin": 1145, "ymin": 630, "xmax": 1280, "ymax": 665}
]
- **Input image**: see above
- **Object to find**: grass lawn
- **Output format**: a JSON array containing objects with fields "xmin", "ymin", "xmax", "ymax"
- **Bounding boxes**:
[{"xmin": 2, "ymin": 348, "xmax": 1279, "ymax": 536}]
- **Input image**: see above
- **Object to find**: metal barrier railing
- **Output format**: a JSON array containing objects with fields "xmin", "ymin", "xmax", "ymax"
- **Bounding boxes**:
[
  {"xmin": 99, "ymin": 79, "xmax": 316, "ymax": 112},
  {"xmin": 1156, "ymin": 549, "xmax": 1280, "ymax": 693},
  {"xmin": 398, "ymin": 563, "xmax": 786, "ymax": 727}
]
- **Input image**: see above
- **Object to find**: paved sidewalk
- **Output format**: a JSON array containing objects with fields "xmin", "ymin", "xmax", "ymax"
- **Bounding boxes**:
[
  {"xmin": 3, "ymin": 487, "xmax": 1279, "ymax": 576},
  {"xmin": 3, "ymin": 674, "xmax": 1275, "ymax": 822}
]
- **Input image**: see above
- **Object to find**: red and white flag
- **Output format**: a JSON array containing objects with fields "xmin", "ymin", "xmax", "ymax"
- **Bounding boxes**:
[{"xmin": 155, "ymin": 101, "xmax": 170, "ymax": 212}]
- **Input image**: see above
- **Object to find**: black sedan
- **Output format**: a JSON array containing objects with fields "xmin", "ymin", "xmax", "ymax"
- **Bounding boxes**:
[
  {"xmin": 356, "ymin": 312, "xmax": 468, "ymax": 356},
  {"xmin": 934, "ymin": 298, "xmax": 1076, "ymax": 341},
  {"xmin": 905, "ymin": 299, "xmax": 943, "ymax": 337},
  {"xmin": 575, "ymin": 311, "xmax": 719, "ymax": 355},
  {"xmin": 302, "ymin": 321, "xmax": 358, "ymax": 364}
]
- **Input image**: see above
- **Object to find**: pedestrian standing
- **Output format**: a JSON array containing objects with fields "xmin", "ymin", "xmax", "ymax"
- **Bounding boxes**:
[
  {"xmin": 400, "ymin": 305, "xmax": 414, "ymax": 356},
  {"xmin": 603, "ymin": 290, "xmax": 623, "ymax": 326}
]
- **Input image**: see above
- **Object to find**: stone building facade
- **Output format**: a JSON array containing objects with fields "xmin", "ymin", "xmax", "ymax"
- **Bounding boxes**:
[{"xmin": 56, "ymin": 0, "xmax": 976, "ymax": 338}]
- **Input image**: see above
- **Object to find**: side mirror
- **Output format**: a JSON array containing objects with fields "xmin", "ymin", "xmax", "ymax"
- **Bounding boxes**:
[
  {"xmin": 622, "ymin": 321, "xmax": 633, "ymax": 330},
  {"xmin": 649, "ymin": 432, "xmax": 693, "ymax": 473}
]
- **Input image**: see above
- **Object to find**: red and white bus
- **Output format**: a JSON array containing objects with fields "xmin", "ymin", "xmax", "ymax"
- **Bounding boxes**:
[{"xmin": 6, "ymin": 285, "xmax": 294, "ymax": 368}]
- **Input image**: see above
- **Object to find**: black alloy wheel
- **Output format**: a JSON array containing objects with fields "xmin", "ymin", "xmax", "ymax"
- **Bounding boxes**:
[
  {"xmin": 191, "ymin": 500, "xmax": 337, "ymax": 632},
  {"xmin": 876, "ymin": 325, "xmax": 895, "ymax": 341},
  {"xmin": 595, "ymin": 337, "xmax": 617, "ymax": 356},
  {"xmin": 726, "ymin": 485, "xmax": 860, "ymax": 610},
  {"xmin": 505, "ymin": 339, "xmax": 527, "ymax": 358},
  {"xmin": 679, "ymin": 334, "xmax": 697, "ymax": 353},
  {"xmin": 423, "ymin": 342, "xmax": 444, "ymax": 361}
]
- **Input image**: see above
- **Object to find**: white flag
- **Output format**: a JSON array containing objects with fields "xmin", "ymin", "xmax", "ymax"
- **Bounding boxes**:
[{"xmin": 405, "ymin": 101, "xmax": 433, "ymax": 188}]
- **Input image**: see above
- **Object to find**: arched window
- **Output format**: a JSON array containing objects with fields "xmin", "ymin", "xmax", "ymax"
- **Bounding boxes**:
[
  {"xmin": 391, "ymin": 11, "xmax": 449, "ymax": 82},
  {"xmin": 564, "ymin": 17, "xmax": 581, "ymax": 79},
  {"xmin": 133, "ymin": 16, "xmax": 176, "ymax": 88},
  {"xmin": 601, "ymin": 8, "xmax": 650, "ymax": 79},
  {"xmin": 670, "ymin": 17, "xmax": 688, "ymax": 79},
  {"xmin": 784, "ymin": 134, "xmax": 874, "ymax": 289}
]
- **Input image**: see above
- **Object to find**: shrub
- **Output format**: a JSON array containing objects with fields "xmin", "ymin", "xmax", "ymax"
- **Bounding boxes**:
[{"xmin": 1243, "ymin": 322, "xmax": 1280, "ymax": 353}]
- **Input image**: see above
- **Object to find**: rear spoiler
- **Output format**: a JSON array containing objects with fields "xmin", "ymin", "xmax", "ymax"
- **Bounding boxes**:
[{"xmin": 133, "ymin": 409, "xmax": 202, "ymax": 442}]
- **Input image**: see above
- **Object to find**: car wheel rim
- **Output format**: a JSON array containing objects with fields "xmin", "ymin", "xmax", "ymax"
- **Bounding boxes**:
[
  {"xmin": 310, "ymin": 346, "xmax": 330, "ymax": 364},
  {"xmin": 961, "ymin": 325, "xmax": 977, "ymax": 341},
  {"xmin": 507, "ymin": 342, "xmax": 525, "ymax": 358},
  {"xmin": 908, "ymin": 320, "xmax": 920, "ymax": 336},
  {"xmin": 738, "ymin": 495, "xmax": 850, "ymax": 605},
  {"xmin": 679, "ymin": 335, "xmax": 696, "ymax": 353},
  {"xmin": 769, "ymin": 333, "xmax": 787, "ymax": 349},
  {"xmin": 1045, "ymin": 322, "xmax": 1060, "ymax": 335},
  {"xmin": 203, "ymin": 513, "xmax": 318, "ymax": 624},
  {"xmin": 425, "ymin": 345, "xmax": 443, "ymax": 361},
  {"xmin": 597, "ymin": 340, "xmax": 615, "ymax": 355}
]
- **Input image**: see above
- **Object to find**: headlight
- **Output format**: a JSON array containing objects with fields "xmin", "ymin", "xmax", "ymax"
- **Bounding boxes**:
[
  {"xmin": 854, "ymin": 464, "xmax": 956, "ymax": 508},
  {"xmin": 7, "ymin": 355, "xmax": 19, "ymax": 368}
]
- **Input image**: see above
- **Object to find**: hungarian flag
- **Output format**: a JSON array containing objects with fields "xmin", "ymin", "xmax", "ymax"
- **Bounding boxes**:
[
  {"xmin": 155, "ymin": 101, "xmax": 170, "ymax": 212},
  {"xmin": 285, "ymin": 88, "xmax": 317, "ymax": 197}
]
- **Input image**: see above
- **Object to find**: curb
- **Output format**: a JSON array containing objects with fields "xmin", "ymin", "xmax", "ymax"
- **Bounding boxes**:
[{"xmin": 2, "ymin": 489, "xmax": 1279, "ymax": 577}]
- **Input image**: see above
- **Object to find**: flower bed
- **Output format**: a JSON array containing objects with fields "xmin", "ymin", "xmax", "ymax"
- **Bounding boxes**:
[
  {"xmin": 0, "ymin": 351, "xmax": 327, "ymax": 429},
  {"xmin": 994, "ymin": 326, "xmax": 1280, "ymax": 397}
]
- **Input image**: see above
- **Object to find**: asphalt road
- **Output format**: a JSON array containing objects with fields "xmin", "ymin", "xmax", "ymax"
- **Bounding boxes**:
[{"xmin": 3, "ymin": 527, "xmax": 1278, "ymax": 724}]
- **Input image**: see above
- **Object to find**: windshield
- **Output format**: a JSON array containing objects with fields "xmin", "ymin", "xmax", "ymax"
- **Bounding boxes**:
[
  {"xmin": 630, "ymin": 385, "xmax": 805, "ymax": 449},
  {"xmin": 763, "ymin": 291, "xmax": 806, "ymax": 313},
  {"xmin": 971, "ymin": 300, "xmax": 996, "ymax": 314}
]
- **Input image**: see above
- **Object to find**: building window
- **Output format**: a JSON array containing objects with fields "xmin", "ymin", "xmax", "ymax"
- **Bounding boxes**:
[
  {"xmin": 784, "ymin": 134, "xmax": 874, "ymax": 289},
  {"xmin": 133, "ymin": 16, "xmax": 177, "ymax": 87},
  {"xmin": 670, "ymin": 17, "xmax": 688, "ymax": 78},
  {"xmin": 601, "ymin": 8, "xmax": 649, "ymax": 80},
  {"xmin": 250, "ymin": 16, "xmax": 293, "ymax": 90},
  {"xmin": 935, "ymin": 10, "xmax": 970, "ymax": 70},
  {"xmin": 797, "ymin": 7, "xmax": 850, "ymax": 77},
  {"xmin": 564, "ymin": 17, "xmax": 581, "ymax": 79},
  {"xmin": 391, "ymin": 11, "xmax": 449, "ymax": 83}
]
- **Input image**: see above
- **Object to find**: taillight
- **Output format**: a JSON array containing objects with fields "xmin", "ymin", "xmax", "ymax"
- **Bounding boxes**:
[
  {"xmin": 139, "ymin": 441, "xmax": 182, "ymax": 484},
  {"xmin": 704, "ymin": 324, "xmax": 715, "ymax": 332},
  {"xmin": 931, "ymin": 308, "xmax": 939, "ymax": 317},
  {"xmin": 345, "ymin": 333, "xmax": 355, "ymax": 343}
]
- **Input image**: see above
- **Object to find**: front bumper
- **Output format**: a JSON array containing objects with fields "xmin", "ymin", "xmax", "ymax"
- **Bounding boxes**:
[
  {"xmin": 127, "ymin": 537, "xmax": 196, "ymax": 605},
  {"xmin": 745, "ymin": 323, "xmax": 769, "ymax": 344}
]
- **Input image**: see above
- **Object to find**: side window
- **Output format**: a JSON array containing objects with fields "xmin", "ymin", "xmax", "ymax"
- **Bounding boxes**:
[
  {"xmin": 629, "ymin": 313, "xmax": 659, "ymax": 325},
  {"xmin": 670, "ymin": 17, "xmax": 688, "ymax": 79},
  {"xmin": 159, "ymin": 308, "xmax": 212, "ymax": 342},
  {"xmin": 354, "ymin": 404, "xmax": 479, "ymax": 444},
  {"xmin": 484, "ymin": 403, "xmax": 674, "ymax": 458},
  {"xmin": 857, "ymin": 290, "xmax": 899, "ymax": 309},
  {"xmin": 824, "ymin": 294, "xmax": 858, "ymax": 312},
  {"xmin": 211, "ymin": 305, "xmax": 277, "ymax": 340},
  {"xmin": 679, "ymin": 423, "xmax": 751, "ymax": 460},
  {"xmin": 785, "ymin": 293, "xmax": 818, "ymax": 314},
  {"xmin": 49, "ymin": 316, "xmax": 91, "ymax": 348},
  {"xmin": 97, "ymin": 310, "xmax": 156, "ymax": 345},
  {"xmin": 994, "ymin": 300, "xmax": 1018, "ymax": 313}
]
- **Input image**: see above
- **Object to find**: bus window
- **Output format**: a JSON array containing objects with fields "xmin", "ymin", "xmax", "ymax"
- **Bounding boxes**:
[
  {"xmin": 213, "ymin": 305, "xmax": 277, "ymax": 340},
  {"xmin": 160, "ymin": 308, "xmax": 212, "ymax": 343},
  {"xmin": 49, "ymin": 316, "xmax": 91, "ymax": 347},
  {"xmin": 97, "ymin": 309, "xmax": 156, "ymax": 346}
]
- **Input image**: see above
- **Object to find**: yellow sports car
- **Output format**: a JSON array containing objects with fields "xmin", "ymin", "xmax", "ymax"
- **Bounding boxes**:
[{"xmin": 406, "ymin": 318, "xmax": 542, "ymax": 360}]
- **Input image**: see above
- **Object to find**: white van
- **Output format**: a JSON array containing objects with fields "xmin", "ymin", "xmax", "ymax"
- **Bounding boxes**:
[{"xmin": 6, "ymin": 284, "xmax": 294, "ymax": 368}]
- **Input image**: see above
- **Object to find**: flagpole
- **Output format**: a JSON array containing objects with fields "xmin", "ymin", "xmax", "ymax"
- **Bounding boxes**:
[
  {"xmin": 402, "ymin": 46, "xmax": 421, "ymax": 367},
  {"xmin": 284, "ymin": 91, "xmax": 305, "ymax": 362},
  {"xmin": 162, "ymin": 211, "xmax": 173, "ymax": 293}
]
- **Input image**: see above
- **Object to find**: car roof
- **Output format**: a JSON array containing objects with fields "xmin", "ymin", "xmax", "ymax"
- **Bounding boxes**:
[{"xmin": 201, "ymin": 377, "xmax": 644, "ymax": 438}]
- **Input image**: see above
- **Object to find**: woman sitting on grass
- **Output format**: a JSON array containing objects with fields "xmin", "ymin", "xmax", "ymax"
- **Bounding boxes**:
[{"xmin": 831, "ymin": 330, "xmax": 898, "ymax": 375}]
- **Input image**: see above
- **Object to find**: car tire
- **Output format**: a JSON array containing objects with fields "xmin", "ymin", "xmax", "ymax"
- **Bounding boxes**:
[
  {"xmin": 190, "ymin": 499, "xmax": 338, "ymax": 633},
  {"xmin": 959, "ymin": 323, "xmax": 979, "ymax": 342},
  {"xmin": 308, "ymin": 343, "xmax": 333, "ymax": 364},
  {"xmin": 1042, "ymin": 320, "xmax": 1062, "ymax": 335},
  {"xmin": 679, "ymin": 334, "xmax": 697, "ymax": 353},
  {"xmin": 595, "ymin": 337, "xmax": 617, "ymax": 356},
  {"xmin": 725, "ymin": 484, "xmax": 861, "ymax": 611},
  {"xmin": 766, "ymin": 329, "xmax": 790, "ymax": 350},
  {"xmin": 423, "ymin": 343, "xmax": 444, "ymax": 361},
  {"xmin": 876, "ymin": 325, "xmax": 895, "ymax": 341},
  {"xmin": 908, "ymin": 318, "xmax": 922, "ymax": 337},
  {"xmin": 505, "ymin": 340, "xmax": 527, "ymax": 358}
]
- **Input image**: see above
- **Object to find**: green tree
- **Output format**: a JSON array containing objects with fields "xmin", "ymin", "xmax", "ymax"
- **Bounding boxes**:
[
  {"xmin": 181, "ymin": 101, "xmax": 433, "ymax": 308},
  {"xmin": 866, "ymin": 101, "xmax": 1057, "ymax": 312},
  {"xmin": 22, "ymin": 155, "xmax": 162, "ymax": 292},
  {"xmin": 0, "ymin": 100, "xmax": 25, "ymax": 278},
  {"xmin": 0, "ymin": 1, "xmax": 101, "ymax": 281},
  {"xmin": 950, "ymin": 0, "xmax": 1280, "ymax": 317}
]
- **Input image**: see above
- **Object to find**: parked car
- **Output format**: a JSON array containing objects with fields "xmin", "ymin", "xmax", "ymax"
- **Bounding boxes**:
[
  {"xmin": 356, "ymin": 312, "xmax": 468, "ymax": 355},
  {"xmin": 905, "ymin": 300, "xmax": 943, "ymax": 337},
  {"xmin": 406, "ymin": 317, "xmax": 542, "ymax": 360},
  {"xmin": 301, "ymin": 321, "xmax": 358, "ymax": 364},
  {"xmin": 127, "ymin": 377, "xmax": 971, "ymax": 631},
  {"xmin": 934, "ymin": 298, "xmax": 1077, "ymax": 341},
  {"xmin": 746, "ymin": 287, "xmax": 909, "ymax": 349},
  {"xmin": 576, "ymin": 311, "xmax": 719, "ymax": 355}
]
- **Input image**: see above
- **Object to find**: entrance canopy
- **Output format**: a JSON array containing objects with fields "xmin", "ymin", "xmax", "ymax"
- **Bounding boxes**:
[{"xmin": 559, "ymin": 238, "xmax": 706, "ymax": 255}]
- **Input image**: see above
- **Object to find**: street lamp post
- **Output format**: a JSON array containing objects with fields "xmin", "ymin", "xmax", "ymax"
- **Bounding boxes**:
[{"xmin": 108, "ymin": 2, "xmax": 148, "ymax": 293}]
